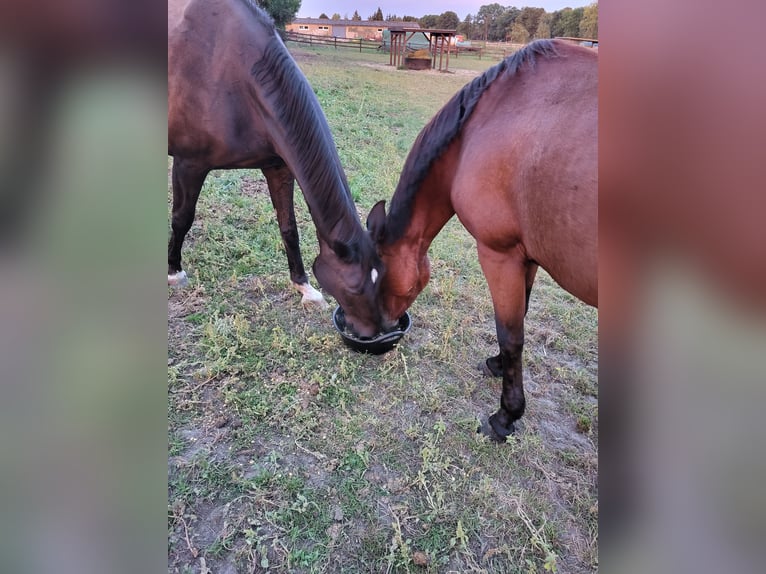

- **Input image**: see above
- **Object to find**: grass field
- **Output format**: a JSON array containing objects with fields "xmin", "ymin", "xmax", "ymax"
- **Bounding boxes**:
[{"xmin": 168, "ymin": 44, "xmax": 598, "ymax": 573}]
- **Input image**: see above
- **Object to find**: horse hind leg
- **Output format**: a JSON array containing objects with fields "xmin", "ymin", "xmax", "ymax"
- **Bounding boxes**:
[
  {"xmin": 480, "ymin": 262, "xmax": 538, "ymax": 377},
  {"xmin": 262, "ymin": 166, "xmax": 327, "ymax": 308},
  {"xmin": 475, "ymin": 246, "xmax": 531, "ymax": 441},
  {"xmin": 168, "ymin": 159, "xmax": 208, "ymax": 286}
]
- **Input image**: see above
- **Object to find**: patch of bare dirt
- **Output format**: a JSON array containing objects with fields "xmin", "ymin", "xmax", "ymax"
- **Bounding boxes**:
[
  {"xmin": 358, "ymin": 60, "xmax": 482, "ymax": 78},
  {"xmin": 239, "ymin": 175, "xmax": 269, "ymax": 197}
]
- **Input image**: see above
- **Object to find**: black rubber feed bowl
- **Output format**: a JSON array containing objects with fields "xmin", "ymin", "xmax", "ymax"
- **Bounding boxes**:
[{"xmin": 332, "ymin": 306, "xmax": 411, "ymax": 355}]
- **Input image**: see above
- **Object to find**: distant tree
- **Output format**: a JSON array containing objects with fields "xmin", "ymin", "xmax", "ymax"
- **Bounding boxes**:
[
  {"xmin": 475, "ymin": 3, "xmax": 506, "ymax": 42},
  {"xmin": 551, "ymin": 7, "xmax": 584, "ymax": 38},
  {"xmin": 579, "ymin": 2, "xmax": 598, "ymax": 39},
  {"xmin": 508, "ymin": 21, "xmax": 529, "ymax": 44},
  {"xmin": 517, "ymin": 7, "xmax": 545, "ymax": 38},
  {"xmin": 402, "ymin": 15, "xmax": 419, "ymax": 22},
  {"xmin": 319, "ymin": 13, "xmax": 329, "ymax": 19},
  {"xmin": 535, "ymin": 12, "xmax": 552, "ymax": 39},
  {"xmin": 420, "ymin": 14, "xmax": 439, "ymax": 29},
  {"xmin": 369, "ymin": 7, "xmax": 383, "ymax": 21},
  {"xmin": 256, "ymin": 0, "xmax": 301, "ymax": 30},
  {"xmin": 458, "ymin": 14, "xmax": 474, "ymax": 39},
  {"xmin": 437, "ymin": 11, "xmax": 459, "ymax": 30},
  {"xmin": 331, "ymin": 13, "xmax": 341, "ymax": 20},
  {"xmin": 550, "ymin": 10, "xmax": 563, "ymax": 36},
  {"xmin": 498, "ymin": 6, "xmax": 519, "ymax": 40},
  {"xmin": 351, "ymin": 10, "xmax": 361, "ymax": 21}
]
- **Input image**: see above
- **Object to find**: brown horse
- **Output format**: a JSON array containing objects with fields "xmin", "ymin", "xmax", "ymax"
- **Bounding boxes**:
[
  {"xmin": 168, "ymin": 0, "xmax": 383, "ymax": 335},
  {"xmin": 366, "ymin": 40, "xmax": 597, "ymax": 440}
]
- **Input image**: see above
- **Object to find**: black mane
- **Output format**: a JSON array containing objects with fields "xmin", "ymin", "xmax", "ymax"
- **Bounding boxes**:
[
  {"xmin": 241, "ymin": 0, "xmax": 275, "ymax": 25},
  {"xmin": 384, "ymin": 39, "xmax": 560, "ymax": 244},
  {"xmin": 248, "ymin": 4, "xmax": 366, "ymax": 255}
]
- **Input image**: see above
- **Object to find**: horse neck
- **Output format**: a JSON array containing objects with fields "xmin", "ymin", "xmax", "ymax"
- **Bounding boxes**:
[
  {"xmin": 253, "ymin": 36, "xmax": 361, "ymax": 244},
  {"xmin": 272, "ymin": 123, "xmax": 360, "ymax": 245},
  {"xmin": 279, "ymin": 134, "xmax": 360, "ymax": 243},
  {"xmin": 387, "ymin": 150, "xmax": 457, "ymax": 258}
]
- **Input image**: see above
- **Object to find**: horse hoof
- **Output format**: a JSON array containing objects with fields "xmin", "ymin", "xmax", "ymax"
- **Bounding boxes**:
[
  {"xmin": 295, "ymin": 282, "xmax": 329, "ymax": 308},
  {"xmin": 476, "ymin": 414, "xmax": 516, "ymax": 442},
  {"xmin": 478, "ymin": 357, "xmax": 502, "ymax": 377},
  {"xmin": 168, "ymin": 270, "xmax": 188, "ymax": 287},
  {"xmin": 477, "ymin": 360, "xmax": 494, "ymax": 377}
]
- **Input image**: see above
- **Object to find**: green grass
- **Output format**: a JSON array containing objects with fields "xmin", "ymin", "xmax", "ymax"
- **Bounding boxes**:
[{"xmin": 168, "ymin": 45, "xmax": 597, "ymax": 573}]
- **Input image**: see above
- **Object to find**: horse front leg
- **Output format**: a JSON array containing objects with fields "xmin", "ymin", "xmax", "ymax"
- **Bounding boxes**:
[
  {"xmin": 168, "ymin": 158, "xmax": 208, "ymax": 286},
  {"xmin": 476, "ymin": 246, "xmax": 530, "ymax": 441},
  {"xmin": 481, "ymin": 262, "xmax": 538, "ymax": 378},
  {"xmin": 262, "ymin": 166, "xmax": 327, "ymax": 308}
]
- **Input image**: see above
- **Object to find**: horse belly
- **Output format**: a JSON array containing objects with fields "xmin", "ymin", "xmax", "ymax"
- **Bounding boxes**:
[{"xmin": 452, "ymin": 138, "xmax": 597, "ymax": 307}]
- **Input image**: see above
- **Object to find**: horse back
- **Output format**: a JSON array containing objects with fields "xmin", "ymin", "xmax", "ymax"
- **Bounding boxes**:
[
  {"xmin": 168, "ymin": 0, "xmax": 278, "ymax": 167},
  {"xmin": 452, "ymin": 43, "xmax": 598, "ymax": 305}
]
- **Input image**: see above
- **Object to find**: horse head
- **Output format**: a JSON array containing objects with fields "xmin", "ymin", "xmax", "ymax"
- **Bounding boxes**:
[
  {"xmin": 366, "ymin": 200, "xmax": 431, "ymax": 330},
  {"xmin": 312, "ymin": 235, "xmax": 385, "ymax": 339}
]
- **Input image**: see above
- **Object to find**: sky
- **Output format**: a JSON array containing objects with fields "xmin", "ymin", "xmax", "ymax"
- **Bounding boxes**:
[{"xmin": 296, "ymin": 1, "xmax": 593, "ymax": 19}]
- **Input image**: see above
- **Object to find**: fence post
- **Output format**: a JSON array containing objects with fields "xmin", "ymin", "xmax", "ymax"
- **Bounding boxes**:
[
  {"xmin": 359, "ymin": 39, "xmax": 362, "ymax": 53},
  {"xmin": 334, "ymin": 37, "xmax": 337, "ymax": 50}
]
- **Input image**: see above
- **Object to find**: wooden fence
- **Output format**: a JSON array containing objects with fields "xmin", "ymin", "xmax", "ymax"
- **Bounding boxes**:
[
  {"xmin": 284, "ymin": 31, "xmax": 383, "ymax": 53},
  {"xmin": 284, "ymin": 31, "xmax": 523, "ymax": 61},
  {"xmin": 461, "ymin": 41, "xmax": 526, "ymax": 60}
]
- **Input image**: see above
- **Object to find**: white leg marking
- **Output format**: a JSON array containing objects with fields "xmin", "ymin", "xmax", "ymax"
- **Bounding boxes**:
[
  {"xmin": 168, "ymin": 270, "xmax": 188, "ymax": 287},
  {"xmin": 294, "ymin": 281, "xmax": 328, "ymax": 308}
]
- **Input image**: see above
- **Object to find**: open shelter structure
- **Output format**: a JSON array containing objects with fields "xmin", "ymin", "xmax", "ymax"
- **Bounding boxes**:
[{"xmin": 389, "ymin": 27, "xmax": 456, "ymax": 72}]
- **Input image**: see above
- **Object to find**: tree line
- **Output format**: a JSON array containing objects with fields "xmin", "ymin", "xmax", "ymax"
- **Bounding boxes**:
[
  {"xmin": 311, "ymin": 3, "xmax": 598, "ymax": 41},
  {"xmin": 315, "ymin": 9, "xmax": 416, "ymax": 22},
  {"xmin": 256, "ymin": 1, "xmax": 597, "ymax": 42},
  {"xmin": 458, "ymin": 3, "xmax": 597, "ymax": 41}
]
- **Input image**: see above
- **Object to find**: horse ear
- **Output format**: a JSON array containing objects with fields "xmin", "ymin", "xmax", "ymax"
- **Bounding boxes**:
[{"xmin": 367, "ymin": 200, "xmax": 387, "ymax": 243}]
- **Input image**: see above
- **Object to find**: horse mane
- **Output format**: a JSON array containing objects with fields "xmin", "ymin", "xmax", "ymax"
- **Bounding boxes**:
[
  {"xmin": 245, "ymin": 1, "xmax": 366, "ymax": 256},
  {"xmin": 240, "ymin": 0, "xmax": 274, "ymax": 25},
  {"xmin": 384, "ymin": 39, "xmax": 560, "ymax": 244}
]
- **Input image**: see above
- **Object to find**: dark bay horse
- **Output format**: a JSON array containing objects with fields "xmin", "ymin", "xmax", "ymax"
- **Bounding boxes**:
[
  {"xmin": 168, "ymin": 0, "xmax": 383, "ymax": 335},
  {"xmin": 366, "ymin": 40, "xmax": 597, "ymax": 440}
]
